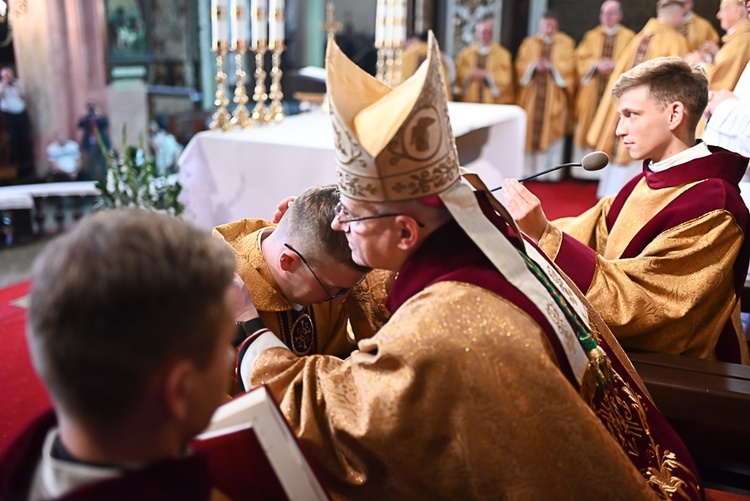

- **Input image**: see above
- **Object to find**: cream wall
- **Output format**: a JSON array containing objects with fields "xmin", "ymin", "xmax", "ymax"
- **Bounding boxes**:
[{"xmin": 11, "ymin": 0, "xmax": 147, "ymax": 178}]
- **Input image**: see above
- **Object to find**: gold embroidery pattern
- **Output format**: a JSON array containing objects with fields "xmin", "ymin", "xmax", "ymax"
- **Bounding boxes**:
[
  {"xmin": 337, "ymin": 170, "xmax": 378, "ymax": 199},
  {"xmin": 390, "ymin": 164, "xmax": 457, "ymax": 196},
  {"xmin": 289, "ymin": 313, "xmax": 314, "ymax": 356},
  {"xmin": 590, "ymin": 371, "xmax": 702, "ymax": 500}
]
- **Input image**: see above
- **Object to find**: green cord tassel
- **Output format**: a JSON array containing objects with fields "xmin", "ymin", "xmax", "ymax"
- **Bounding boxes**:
[{"xmin": 520, "ymin": 252, "xmax": 613, "ymax": 390}]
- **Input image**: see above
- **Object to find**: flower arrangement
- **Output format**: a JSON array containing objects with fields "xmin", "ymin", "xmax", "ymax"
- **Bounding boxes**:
[{"xmin": 95, "ymin": 128, "xmax": 183, "ymax": 216}]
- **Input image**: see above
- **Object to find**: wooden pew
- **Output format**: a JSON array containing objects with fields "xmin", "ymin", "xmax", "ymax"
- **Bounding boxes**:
[{"xmin": 628, "ymin": 351, "xmax": 750, "ymax": 495}]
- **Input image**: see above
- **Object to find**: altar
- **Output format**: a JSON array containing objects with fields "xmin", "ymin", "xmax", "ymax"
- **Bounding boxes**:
[{"xmin": 178, "ymin": 102, "xmax": 526, "ymax": 229}]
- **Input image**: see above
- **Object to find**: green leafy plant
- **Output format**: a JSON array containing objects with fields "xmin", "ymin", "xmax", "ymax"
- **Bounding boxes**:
[{"xmin": 95, "ymin": 127, "xmax": 184, "ymax": 216}]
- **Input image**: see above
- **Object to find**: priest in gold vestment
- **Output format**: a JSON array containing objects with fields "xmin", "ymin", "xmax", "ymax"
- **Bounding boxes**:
[
  {"xmin": 233, "ymin": 34, "xmax": 703, "ymax": 500},
  {"xmin": 572, "ymin": 1, "xmax": 635, "ymax": 178},
  {"xmin": 587, "ymin": 0, "xmax": 688, "ymax": 197},
  {"xmin": 681, "ymin": 0, "xmax": 720, "ymax": 50},
  {"xmin": 687, "ymin": 0, "xmax": 750, "ymax": 135},
  {"xmin": 213, "ymin": 186, "xmax": 391, "ymax": 383},
  {"xmin": 515, "ymin": 12, "xmax": 577, "ymax": 179},
  {"xmin": 454, "ymin": 21, "xmax": 514, "ymax": 104}
]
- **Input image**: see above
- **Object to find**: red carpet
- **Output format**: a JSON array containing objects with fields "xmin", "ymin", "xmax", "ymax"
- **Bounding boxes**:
[
  {"xmin": 0, "ymin": 179, "xmax": 599, "ymax": 454},
  {"xmin": 0, "ymin": 280, "xmax": 51, "ymax": 453}
]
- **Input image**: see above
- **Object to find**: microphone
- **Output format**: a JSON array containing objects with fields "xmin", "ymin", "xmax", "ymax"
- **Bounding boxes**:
[{"xmin": 490, "ymin": 151, "xmax": 609, "ymax": 191}]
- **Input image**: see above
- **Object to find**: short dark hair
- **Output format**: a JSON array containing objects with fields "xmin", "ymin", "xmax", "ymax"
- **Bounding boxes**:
[
  {"xmin": 28, "ymin": 209, "xmax": 236, "ymax": 427},
  {"xmin": 612, "ymin": 57, "xmax": 708, "ymax": 132},
  {"xmin": 278, "ymin": 184, "xmax": 370, "ymax": 272}
]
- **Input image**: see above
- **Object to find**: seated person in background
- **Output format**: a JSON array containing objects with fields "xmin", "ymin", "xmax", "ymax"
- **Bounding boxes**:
[
  {"xmin": 0, "ymin": 208, "xmax": 238, "ymax": 499},
  {"xmin": 213, "ymin": 184, "xmax": 391, "ymax": 388},
  {"xmin": 235, "ymin": 34, "xmax": 703, "ymax": 499},
  {"xmin": 504, "ymin": 57, "xmax": 750, "ymax": 364},
  {"xmin": 46, "ymin": 131, "xmax": 81, "ymax": 182},
  {"xmin": 148, "ymin": 119, "xmax": 183, "ymax": 176}
]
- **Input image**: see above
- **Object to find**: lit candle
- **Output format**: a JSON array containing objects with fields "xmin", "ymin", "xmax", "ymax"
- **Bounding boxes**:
[
  {"xmin": 230, "ymin": 0, "xmax": 249, "ymax": 48},
  {"xmin": 375, "ymin": 0, "xmax": 386, "ymax": 48},
  {"xmin": 383, "ymin": 0, "xmax": 394, "ymax": 49},
  {"xmin": 211, "ymin": 0, "xmax": 230, "ymax": 50},
  {"xmin": 250, "ymin": 0, "xmax": 268, "ymax": 49},
  {"xmin": 269, "ymin": 0, "xmax": 285, "ymax": 48},
  {"xmin": 393, "ymin": 0, "xmax": 406, "ymax": 47}
]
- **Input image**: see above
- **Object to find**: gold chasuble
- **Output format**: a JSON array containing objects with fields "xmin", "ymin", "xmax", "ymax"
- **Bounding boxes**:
[
  {"xmin": 455, "ymin": 43, "xmax": 515, "ymax": 104},
  {"xmin": 573, "ymin": 25, "xmax": 635, "ymax": 149},
  {"xmin": 587, "ymin": 19, "xmax": 687, "ymax": 164},
  {"xmin": 515, "ymin": 32, "xmax": 577, "ymax": 153},
  {"xmin": 538, "ymin": 146, "xmax": 750, "ymax": 365},
  {"xmin": 706, "ymin": 20, "xmax": 750, "ymax": 91},
  {"xmin": 682, "ymin": 12, "xmax": 720, "ymax": 51},
  {"xmin": 245, "ymin": 33, "xmax": 703, "ymax": 500},
  {"xmin": 213, "ymin": 219, "xmax": 387, "ymax": 358}
]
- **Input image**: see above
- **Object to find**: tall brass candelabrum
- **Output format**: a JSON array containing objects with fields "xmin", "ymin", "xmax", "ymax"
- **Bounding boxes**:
[
  {"xmin": 268, "ymin": 45, "xmax": 285, "ymax": 123},
  {"xmin": 231, "ymin": 41, "xmax": 252, "ymax": 129},
  {"xmin": 251, "ymin": 43, "xmax": 269, "ymax": 123},
  {"xmin": 209, "ymin": 42, "xmax": 232, "ymax": 131}
]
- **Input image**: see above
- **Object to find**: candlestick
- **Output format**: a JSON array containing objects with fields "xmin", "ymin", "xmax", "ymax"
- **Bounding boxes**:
[
  {"xmin": 268, "ymin": 46, "xmax": 285, "ymax": 122},
  {"xmin": 209, "ymin": 44, "xmax": 232, "ymax": 131},
  {"xmin": 230, "ymin": 0, "xmax": 249, "ymax": 49},
  {"xmin": 250, "ymin": 0, "xmax": 268, "ymax": 49},
  {"xmin": 251, "ymin": 46, "xmax": 269, "ymax": 123},
  {"xmin": 211, "ymin": 0, "xmax": 229, "ymax": 50},
  {"xmin": 231, "ymin": 41, "xmax": 252, "ymax": 129}
]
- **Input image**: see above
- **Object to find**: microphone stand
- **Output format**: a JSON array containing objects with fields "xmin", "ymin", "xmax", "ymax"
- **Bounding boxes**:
[{"xmin": 489, "ymin": 163, "xmax": 582, "ymax": 192}]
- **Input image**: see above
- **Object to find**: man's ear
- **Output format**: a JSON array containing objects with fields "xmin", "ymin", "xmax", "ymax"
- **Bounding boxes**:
[
  {"xmin": 394, "ymin": 216, "xmax": 421, "ymax": 252},
  {"xmin": 163, "ymin": 360, "xmax": 194, "ymax": 423},
  {"xmin": 668, "ymin": 102, "xmax": 685, "ymax": 130},
  {"xmin": 278, "ymin": 248, "xmax": 299, "ymax": 272}
]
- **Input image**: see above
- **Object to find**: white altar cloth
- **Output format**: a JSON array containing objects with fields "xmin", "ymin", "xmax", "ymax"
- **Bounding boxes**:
[{"xmin": 179, "ymin": 102, "xmax": 526, "ymax": 229}]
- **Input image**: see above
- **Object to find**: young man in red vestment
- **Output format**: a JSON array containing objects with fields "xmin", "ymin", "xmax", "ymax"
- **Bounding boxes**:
[
  {"xmin": 504, "ymin": 57, "xmax": 750, "ymax": 365},
  {"xmin": 0, "ymin": 209, "xmax": 238, "ymax": 500}
]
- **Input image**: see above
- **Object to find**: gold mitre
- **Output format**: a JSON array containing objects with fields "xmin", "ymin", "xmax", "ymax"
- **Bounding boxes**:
[{"xmin": 326, "ymin": 31, "xmax": 460, "ymax": 202}]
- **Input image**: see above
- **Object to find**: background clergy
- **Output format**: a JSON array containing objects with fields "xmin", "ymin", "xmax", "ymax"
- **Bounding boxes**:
[
  {"xmin": 572, "ymin": 0, "xmax": 635, "ymax": 179},
  {"xmin": 515, "ymin": 11, "xmax": 577, "ymax": 180},
  {"xmin": 681, "ymin": 0, "xmax": 721, "ymax": 50},
  {"xmin": 454, "ymin": 21, "xmax": 515, "ymax": 104}
]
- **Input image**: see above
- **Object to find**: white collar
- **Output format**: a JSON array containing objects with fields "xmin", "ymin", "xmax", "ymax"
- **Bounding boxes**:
[
  {"xmin": 603, "ymin": 25, "xmax": 621, "ymax": 36},
  {"xmin": 28, "ymin": 428, "xmax": 124, "ymax": 500},
  {"xmin": 649, "ymin": 142, "xmax": 711, "ymax": 172}
]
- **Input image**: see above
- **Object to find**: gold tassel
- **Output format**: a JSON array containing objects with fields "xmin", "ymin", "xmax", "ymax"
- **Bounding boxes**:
[{"xmin": 587, "ymin": 346, "xmax": 614, "ymax": 390}]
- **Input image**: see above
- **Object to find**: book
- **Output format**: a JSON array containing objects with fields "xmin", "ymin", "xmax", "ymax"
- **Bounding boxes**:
[{"xmin": 193, "ymin": 386, "xmax": 328, "ymax": 501}]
